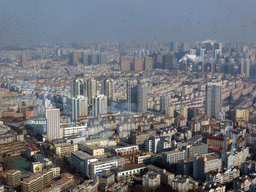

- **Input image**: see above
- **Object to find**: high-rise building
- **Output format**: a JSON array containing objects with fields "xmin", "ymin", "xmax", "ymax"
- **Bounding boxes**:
[
  {"xmin": 82, "ymin": 50, "xmax": 91, "ymax": 66},
  {"xmin": 137, "ymin": 80, "xmax": 148, "ymax": 112},
  {"xmin": 144, "ymin": 56, "xmax": 153, "ymax": 71},
  {"xmin": 169, "ymin": 42, "xmax": 174, "ymax": 51},
  {"xmin": 180, "ymin": 105, "xmax": 188, "ymax": 119},
  {"xmin": 71, "ymin": 78, "xmax": 86, "ymax": 98},
  {"xmin": 69, "ymin": 51, "xmax": 78, "ymax": 65},
  {"xmin": 239, "ymin": 58, "xmax": 244, "ymax": 74},
  {"xmin": 120, "ymin": 56, "xmax": 133, "ymax": 72},
  {"xmin": 215, "ymin": 49, "xmax": 221, "ymax": 59},
  {"xmin": 245, "ymin": 59, "xmax": 250, "ymax": 78},
  {"xmin": 56, "ymin": 48, "xmax": 61, "ymax": 56},
  {"xmin": 86, "ymin": 79, "xmax": 97, "ymax": 105},
  {"xmin": 101, "ymin": 79, "xmax": 114, "ymax": 101},
  {"xmin": 160, "ymin": 95, "xmax": 172, "ymax": 114},
  {"xmin": 127, "ymin": 79, "xmax": 148, "ymax": 112},
  {"xmin": 200, "ymin": 49, "xmax": 206, "ymax": 57},
  {"xmin": 206, "ymin": 82, "xmax": 222, "ymax": 119},
  {"xmin": 127, "ymin": 79, "xmax": 138, "ymax": 112},
  {"xmin": 190, "ymin": 49, "xmax": 196, "ymax": 55},
  {"xmin": 100, "ymin": 51, "xmax": 108, "ymax": 64},
  {"xmin": 133, "ymin": 57, "xmax": 144, "ymax": 71},
  {"xmin": 42, "ymin": 47, "xmax": 48, "ymax": 54},
  {"xmin": 91, "ymin": 51, "xmax": 99, "ymax": 64},
  {"xmin": 72, "ymin": 96, "xmax": 88, "ymax": 122},
  {"xmin": 163, "ymin": 54, "xmax": 172, "ymax": 70},
  {"xmin": 20, "ymin": 55, "xmax": 28, "ymax": 67},
  {"xmin": 166, "ymin": 105, "xmax": 175, "ymax": 118},
  {"xmin": 46, "ymin": 108, "xmax": 61, "ymax": 140},
  {"xmin": 91, "ymin": 94, "xmax": 107, "ymax": 117}
]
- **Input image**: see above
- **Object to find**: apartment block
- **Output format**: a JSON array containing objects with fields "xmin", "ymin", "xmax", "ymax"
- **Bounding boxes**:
[
  {"xmin": 21, "ymin": 170, "xmax": 53, "ymax": 192},
  {"xmin": 79, "ymin": 145, "xmax": 105, "ymax": 156},
  {"xmin": 146, "ymin": 165, "xmax": 174, "ymax": 185},
  {"xmin": 54, "ymin": 143, "xmax": 78, "ymax": 156},
  {"xmin": 142, "ymin": 172, "xmax": 161, "ymax": 190},
  {"xmin": 162, "ymin": 149, "xmax": 186, "ymax": 166},
  {"xmin": 6, "ymin": 170, "xmax": 21, "ymax": 188}
]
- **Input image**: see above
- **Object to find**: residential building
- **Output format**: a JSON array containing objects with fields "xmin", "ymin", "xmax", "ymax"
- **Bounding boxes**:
[
  {"xmin": 162, "ymin": 149, "xmax": 186, "ymax": 166},
  {"xmin": 112, "ymin": 145, "xmax": 139, "ymax": 156},
  {"xmin": 91, "ymin": 94, "xmax": 107, "ymax": 117},
  {"xmin": 111, "ymin": 163, "xmax": 146, "ymax": 180},
  {"xmin": 89, "ymin": 157, "xmax": 125, "ymax": 176},
  {"xmin": 135, "ymin": 154, "xmax": 151, "ymax": 164},
  {"xmin": 72, "ymin": 179, "xmax": 98, "ymax": 192},
  {"xmin": 193, "ymin": 153, "xmax": 222, "ymax": 181},
  {"xmin": 6, "ymin": 170, "xmax": 21, "ymax": 188},
  {"xmin": 101, "ymin": 79, "xmax": 114, "ymax": 101},
  {"xmin": 207, "ymin": 136, "xmax": 232, "ymax": 150},
  {"xmin": 80, "ymin": 145, "xmax": 105, "ymax": 156},
  {"xmin": 72, "ymin": 96, "xmax": 88, "ymax": 122},
  {"xmin": 71, "ymin": 150, "xmax": 94, "ymax": 175},
  {"xmin": 46, "ymin": 108, "xmax": 61, "ymax": 140},
  {"xmin": 185, "ymin": 143, "xmax": 208, "ymax": 158},
  {"xmin": 206, "ymin": 168, "xmax": 240, "ymax": 184},
  {"xmin": 146, "ymin": 165, "xmax": 174, "ymax": 185},
  {"xmin": 171, "ymin": 175, "xmax": 198, "ymax": 192},
  {"xmin": 142, "ymin": 172, "xmax": 161, "ymax": 190},
  {"xmin": 21, "ymin": 170, "xmax": 53, "ymax": 192},
  {"xmin": 206, "ymin": 82, "xmax": 222, "ymax": 119},
  {"xmin": 54, "ymin": 142, "xmax": 78, "ymax": 156},
  {"xmin": 99, "ymin": 170, "xmax": 115, "ymax": 191}
]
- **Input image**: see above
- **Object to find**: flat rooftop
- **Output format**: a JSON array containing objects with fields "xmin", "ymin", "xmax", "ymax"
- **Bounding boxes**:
[{"xmin": 71, "ymin": 150, "xmax": 92, "ymax": 160}]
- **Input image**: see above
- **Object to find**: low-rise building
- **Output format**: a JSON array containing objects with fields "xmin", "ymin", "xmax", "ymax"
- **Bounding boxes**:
[
  {"xmin": 241, "ymin": 161, "xmax": 256, "ymax": 174},
  {"xmin": 233, "ymin": 175, "xmax": 256, "ymax": 192},
  {"xmin": 105, "ymin": 182, "xmax": 128, "ymax": 192},
  {"xmin": 99, "ymin": 170, "xmax": 115, "ymax": 191},
  {"xmin": 112, "ymin": 145, "xmax": 139, "ymax": 155},
  {"xmin": 54, "ymin": 143, "xmax": 78, "ymax": 156},
  {"xmin": 32, "ymin": 154, "xmax": 60, "ymax": 177},
  {"xmin": 25, "ymin": 145, "xmax": 40, "ymax": 158},
  {"xmin": 71, "ymin": 150, "xmax": 92, "ymax": 175},
  {"xmin": 171, "ymin": 175, "xmax": 198, "ymax": 192},
  {"xmin": 135, "ymin": 154, "xmax": 151, "ymax": 164},
  {"xmin": 89, "ymin": 157, "xmax": 125, "ymax": 176},
  {"xmin": 72, "ymin": 179, "xmax": 98, "ymax": 192},
  {"xmin": 162, "ymin": 149, "xmax": 186, "ymax": 166},
  {"xmin": 142, "ymin": 172, "xmax": 161, "ymax": 190},
  {"xmin": 42, "ymin": 173, "xmax": 74, "ymax": 192},
  {"xmin": 111, "ymin": 163, "xmax": 146, "ymax": 180},
  {"xmin": 196, "ymin": 182, "xmax": 226, "ymax": 192},
  {"xmin": 206, "ymin": 168, "xmax": 240, "ymax": 184},
  {"xmin": 146, "ymin": 164, "xmax": 174, "ymax": 185},
  {"xmin": 80, "ymin": 144, "xmax": 105, "ymax": 156}
]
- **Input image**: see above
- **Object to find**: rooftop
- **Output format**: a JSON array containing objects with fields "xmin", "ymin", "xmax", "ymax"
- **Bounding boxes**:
[
  {"xmin": 71, "ymin": 150, "xmax": 92, "ymax": 160},
  {"xmin": 119, "ymin": 163, "xmax": 145, "ymax": 172},
  {"xmin": 27, "ymin": 145, "xmax": 39, "ymax": 152}
]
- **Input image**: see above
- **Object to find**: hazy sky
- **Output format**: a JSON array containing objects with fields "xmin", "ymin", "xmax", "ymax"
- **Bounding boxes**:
[{"xmin": 1, "ymin": 0, "xmax": 256, "ymax": 46}]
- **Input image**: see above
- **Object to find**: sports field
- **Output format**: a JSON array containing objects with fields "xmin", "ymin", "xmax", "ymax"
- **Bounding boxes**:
[{"xmin": 11, "ymin": 156, "xmax": 31, "ymax": 174}]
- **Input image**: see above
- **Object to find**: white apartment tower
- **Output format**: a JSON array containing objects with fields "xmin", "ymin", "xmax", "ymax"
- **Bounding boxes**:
[
  {"xmin": 91, "ymin": 94, "xmax": 107, "ymax": 117},
  {"xmin": 46, "ymin": 108, "xmax": 61, "ymax": 140},
  {"xmin": 72, "ymin": 96, "xmax": 88, "ymax": 122}
]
